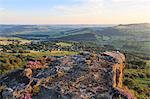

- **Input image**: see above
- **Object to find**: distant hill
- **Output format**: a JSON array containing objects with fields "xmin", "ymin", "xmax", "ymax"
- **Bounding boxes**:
[
  {"xmin": 55, "ymin": 33, "xmax": 97, "ymax": 42},
  {"xmin": 117, "ymin": 23, "xmax": 150, "ymax": 28},
  {"xmin": 0, "ymin": 23, "xmax": 150, "ymax": 54}
]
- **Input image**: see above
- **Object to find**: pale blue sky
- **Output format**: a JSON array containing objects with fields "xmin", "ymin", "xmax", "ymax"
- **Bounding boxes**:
[{"xmin": 0, "ymin": 0, "xmax": 150, "ymax": 24}]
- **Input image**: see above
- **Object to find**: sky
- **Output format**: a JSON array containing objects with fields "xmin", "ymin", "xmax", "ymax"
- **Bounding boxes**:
[{"xmin": 0, "ymin": 0, "xmax": 150, "ymax": 24}]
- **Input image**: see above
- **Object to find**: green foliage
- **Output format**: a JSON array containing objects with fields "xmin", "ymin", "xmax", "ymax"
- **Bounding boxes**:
[
  {"xmin": 124, "ymin": 69, "xmax": 150, "ymax": 98},
  {"xmin": 56, "ymin": 42, "xmax": 72, "ymax": 47},
  {"xmin": 23, "ymin": 51, "xmax": 78, "ymax": 57},
  {"xmin": 124, "ymin": 52, "xmax": 150, "ymax": 99},
  {"xmin": 125, "ymin": 53, "xmax": 149, "ymax": 69},
  {"xmin": 0, "ymin": 53, "xmax": 26, "ymax": 75}
]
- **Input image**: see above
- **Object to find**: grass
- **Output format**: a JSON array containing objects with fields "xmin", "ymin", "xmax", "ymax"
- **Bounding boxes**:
[
  {"xmin": 23, "ymin": 50, "xmax": 78, "ymax": 57},
  {"xmin": 124, "ymin": 69, "xmax": 150, "ymax": 75},
  {"xmin": 134, "ymin": 78, "xmax": 150, "ymax": 87},
  {"xmin": 0, "ymin": 37, "xmax": 31, "ymax": 45},
  {"xmin": 56, "ymin": 42, "xmax": 72, "ymax": 47},
  {"xmin": 0, "ymin": 37, "xmax": 23, "ymax": 40},
  {"xmin": 146, "ymin": 60, "xmax": 150, "ymax": 66},
  {"xmin": 124, "ymin": 69, "xmax": 150, "ymax": 83},
  {"xmin": 124, "ymin": 69, "xmax": 150, "ymax": 98}
]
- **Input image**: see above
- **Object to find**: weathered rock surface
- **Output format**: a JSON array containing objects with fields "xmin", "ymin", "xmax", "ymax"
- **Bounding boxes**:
[{"xmin": 0, "ymin": 51, "xmax": 134, "ymax": 99}]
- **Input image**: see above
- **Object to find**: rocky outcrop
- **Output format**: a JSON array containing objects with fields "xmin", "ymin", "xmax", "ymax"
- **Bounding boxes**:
[
  {"xmin": 103, "ymin": 51, "xmax": 125, "ymax": 88},
  {"xmin": 0, "ymin": 51, "xmax": 135, "ymax": 99},
  {"xmin": 103, "ymin": 51, "xmax": 134, "ymax": 99}
]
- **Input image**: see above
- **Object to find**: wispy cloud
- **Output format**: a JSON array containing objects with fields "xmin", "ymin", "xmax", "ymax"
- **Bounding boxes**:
[
  {"xmin": 51, "ymin": 0, "xmax": 103, "ymax": 16},
  {"xmin": 112, "ymin": 0, "xmax": 149, "ymax": 2},
  {"xmin": 0, "ymin": 0, "xmax": 150, "ymax": 24},
  {"xmin": 0, "ymin": 8, "xmax": 5, "ymax": 11}
]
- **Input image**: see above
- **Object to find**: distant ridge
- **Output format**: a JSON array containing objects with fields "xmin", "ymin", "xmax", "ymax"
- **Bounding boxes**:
[
  {"xmin": 117, "ymin": 23, "xmax": 150, "ymax": 27},
  {"xmin": 50, "ymin": 33, "xmax": 97, "ymax": 42}
]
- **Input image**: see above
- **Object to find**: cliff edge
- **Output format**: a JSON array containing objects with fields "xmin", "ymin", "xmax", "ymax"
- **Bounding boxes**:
[{"xmin": 0, "ymin": 51, "xmax": 135, "ymax": 99}]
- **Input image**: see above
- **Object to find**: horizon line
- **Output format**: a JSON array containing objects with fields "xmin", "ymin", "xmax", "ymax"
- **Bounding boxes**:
[{"xmin": 0, "ymin": 22, "xmax": 149, "ymax": 25}]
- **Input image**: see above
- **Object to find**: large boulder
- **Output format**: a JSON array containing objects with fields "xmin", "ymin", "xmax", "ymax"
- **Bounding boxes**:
[{"xmin": 0, "ymin": 51, "xmax": 134, "ymax": 99}]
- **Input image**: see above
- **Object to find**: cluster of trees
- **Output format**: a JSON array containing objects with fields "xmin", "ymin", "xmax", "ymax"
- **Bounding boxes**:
[
  {"xmin": 0, "ymin": 40, "xmax": 114, "ymax": 53},
  {"xmin": 125, "ymin": 53, "xmax": 148, "ymax": 69},
  {"xmin": 0, "ymin": 41, "xmax": 71, "ymax": 52}
]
